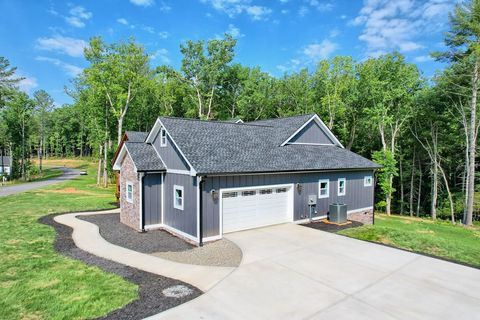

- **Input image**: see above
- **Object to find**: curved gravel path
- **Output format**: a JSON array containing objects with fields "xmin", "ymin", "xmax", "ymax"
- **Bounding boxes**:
[
  {"xmin": 80, "ymin": 213, "xmax": 242, "ymax": 267},
  {"xmin": 39, "ymin": 213, "xmax": 202, "ymax": 320},
  {"xmin": 0, "ymin": 167, "xmax": 80, "ymax": 197}
]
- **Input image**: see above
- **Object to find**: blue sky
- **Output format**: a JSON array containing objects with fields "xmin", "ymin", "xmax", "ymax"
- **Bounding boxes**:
[{"xmin": 0, "ymin": 0, "xmax": 456, "ymax": 106}]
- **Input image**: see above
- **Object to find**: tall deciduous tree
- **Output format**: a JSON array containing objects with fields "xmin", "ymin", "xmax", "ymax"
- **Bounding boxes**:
[
  {"xmin": 180, "ymin": 34, "xmax": 236, "ymax": 119},
  {"xmin": 433, "ymin": 0, "xmax": 480, "ymax": 226},
  {"xmin": 33, "ymin": 90, "xmax": 54, "ymax": 172},
  {"xmin": 358, "ymin": 53, "xmax": 422, "ymax": 215},
  {"xmin": 4, "ymin": 92, "xmax": 34, "ymax": 180},
  {"xmin": 83, "ymin": 37, "xmax": 151, "ymax": 146}
]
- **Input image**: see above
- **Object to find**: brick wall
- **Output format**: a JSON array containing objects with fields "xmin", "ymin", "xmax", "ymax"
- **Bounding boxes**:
[
  {"xmin": 120, "ymin": 153, "xmax": 141, "ymax": 231},
  {"xmin": 348, "ymin": 209, "xmax": 373, "ymax": 225}
]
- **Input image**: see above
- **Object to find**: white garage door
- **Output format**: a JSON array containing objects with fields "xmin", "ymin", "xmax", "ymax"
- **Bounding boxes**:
[{"xmin": 222, "ymin": 185, "xmax": 293, "ymax": 233}]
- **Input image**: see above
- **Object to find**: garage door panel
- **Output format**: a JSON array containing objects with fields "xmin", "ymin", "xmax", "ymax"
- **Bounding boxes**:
[{"xmin": 222, "ymin": 185, "xmax": 292, "ymax": 233}]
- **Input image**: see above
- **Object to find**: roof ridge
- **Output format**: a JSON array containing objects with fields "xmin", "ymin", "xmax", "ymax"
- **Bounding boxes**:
[
  {"xmin": 159, "ymin": 116, "xmax": 274, "ymax": 128},
  {"xmin": 248, "ymin": 113, "xmax": 316, "ymax": 123}
]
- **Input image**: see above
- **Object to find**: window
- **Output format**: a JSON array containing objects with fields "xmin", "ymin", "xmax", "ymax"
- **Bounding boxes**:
[
  {"xmin": 242, "ymin": 190, "xmax": 256, "ymax": 196},
  {"xmin": 364, "ymin": 176, "xmax": 373, "ymax": 187},
  {"xmin": 173, "ymin": 185, "xmax": 184, "ymax": 210},
  {"xmin": 160, "ymin": 127, "xmax": 167, "ymax": 147},
  {"xmin": 260, "ymin": 189, "xmax": 272, "ymax": 195},
  {"xmin": 223, "ymin": 192, "xmax": 238, "ymax": 198},
  {"xmin": 276, "ymin": 187, "xmax": 288, "ymax": 193},
  {"xmin": 338, "ymin": 178, "xmax": 346, "ymax": 196},
  {"xmin": 318, "ymin": 179, "xmax": 329, "ymax": 198},
  {"xmin": 126, "ymin": 182, "xmax": 133, "ymax": 203}
]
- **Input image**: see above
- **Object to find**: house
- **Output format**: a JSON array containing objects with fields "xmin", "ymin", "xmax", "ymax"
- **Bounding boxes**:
[
  {"xmin": 0, "ymin": 156, "xmax": 11, "ymax": 177},
  {"xmin": 113, "ymin": 113, "xmax": 380, "ymax": 245}
]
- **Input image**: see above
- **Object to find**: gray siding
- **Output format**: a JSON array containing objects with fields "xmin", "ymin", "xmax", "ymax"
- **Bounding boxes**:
[
  {"xmin": 289, "ymin": 121, "xmax": 335, "ymax": 144},
  {"xmin": 152, "ymin": 130, "xmax": 190, "ymax": 171},
  {"xmin": 143, "ymin": 173, "xmax": 162, "ymax": 226},
  {"xmin": 202, "ymin": 170, "xmax": 374, "ymax": 237},
  {"xmin": 163, "ymin": 173, "xmax": 198, "ymax": 238}
]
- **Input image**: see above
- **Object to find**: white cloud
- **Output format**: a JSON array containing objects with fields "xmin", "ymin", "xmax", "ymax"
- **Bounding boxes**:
[
  {"xmin": 36, "ymin": 36, "xmax": 87, "ymax": 58},
  {"xmin": 226, "ymin": 24, "xmax": 244, "ymax": 38},
  {"xmin": 414, "ymin": 55, "xmax": 433, "ymax": 63},
  {"xmin": 142, "ymin": 25, "xmax": 155, "ymax": 34},
  {"xmin": 64, "ymin": 6, "xmax": 92, "ymax": 28},
  {"xmin": 117, "ymin": 18, "xmax": 129, "ymax": 25},
  {"xmin": 281, "ymin": 9, "xmax": 289, "ymax": 14},
  {"xmin": 298, "ymin": 6, "xmax": 309, "ymax": 17},
  {"xmin": 130, "ymin": 0, "xmax": 155, "ymax": 7},
  {"xmin": 277, "ymin": 39, "xmax": 338, "ymax": 73},
  {"xmin": 245, "ymin": 5, "xmax": 272, "ymax": 20},
  {"xmin": 352, "ymin": 0, "xmax": 454, "ymax": 56},
  {"xmin": 303, "ymin": 39, "xmax": 337, "ymax": 61},
  {"xmin": 18, "ymin": 75, "xmax": 38, "ymax": 93},
  {"xmin": 158, "ymin": 31, "xmax": 169, "ymax": 39},
  {"xmin": 309, "ymin": 0, "xmax": 333, "ymax": 12},
  {"xmin": 151, "ymin": 48, "xmax": 170, "ymax": 64},
  {"xmin": 36, "ymin": 56, "xmax": 83, "ymax": 77},
  {"xmin": 159, "ymin": 1, "xmax": 172, "ymax": 11},
  {"xmin": 201, "ymin": 0, "xmax": 272, "ymax": 21}
]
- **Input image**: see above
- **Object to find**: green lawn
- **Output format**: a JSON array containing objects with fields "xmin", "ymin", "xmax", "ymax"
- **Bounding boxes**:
[
  {"xmin": 339, "ymin": 214, "xmax": 480, "ymax": 268},
  {"xmin": 0, "ymin": 161, "xmax": 138, "ymax": 320}
]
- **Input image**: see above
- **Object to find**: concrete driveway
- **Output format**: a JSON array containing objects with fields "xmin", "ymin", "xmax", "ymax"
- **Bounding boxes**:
[{"xmin": 151, "ymin": 223, "xmax": 480, "ymax": 320}]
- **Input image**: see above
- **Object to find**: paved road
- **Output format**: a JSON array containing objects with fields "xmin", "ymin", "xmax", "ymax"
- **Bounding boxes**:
[
  {"xmin": 0, "ymin": 167, "xmax": 80, "ymax": 197},
  {"xmin": 151, "ymin": 223, "xmax": 480, "ymax": 320}
]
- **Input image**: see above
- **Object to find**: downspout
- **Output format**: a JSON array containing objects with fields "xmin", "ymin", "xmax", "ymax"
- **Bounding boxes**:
[
  {"xmin": 139, "ymin": 172, "xmax": 145, "ymax": 232},
  {"xmin": 199, "ymin": 176, "xmax": 205, "ymax": 247}
]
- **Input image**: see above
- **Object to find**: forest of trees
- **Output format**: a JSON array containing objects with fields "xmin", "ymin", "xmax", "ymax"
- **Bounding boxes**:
[{"xmin": 0, "ymin": 1, "xmax": 479, "ymax": 225}]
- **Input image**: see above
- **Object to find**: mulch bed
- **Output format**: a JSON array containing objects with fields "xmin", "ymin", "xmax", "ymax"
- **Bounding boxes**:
[
  {"xmin": 38, "ymin": 214, "xmax": 202, "ymax": 320},
  {"xmin": 301, "ymin": 219, "xmax": 363, "ymax": 233}
]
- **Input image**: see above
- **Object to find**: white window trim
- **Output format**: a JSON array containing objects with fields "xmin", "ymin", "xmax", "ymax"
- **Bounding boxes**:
[
  {"xmin": 364, "ymin": 175, "xmax": 373, "ymax": 187},
  {"xmin": 173, "ymin": 185, "xmax": 184, "ymax": 210},
  {"xmin": 160, "ymin": 127, "xmax": 167, "ymax": 147},
  {"xmin": 126, "ymin": 181, "xmax": 134, "ymax": 203},
  {"xmin": 338, "ymin": 178, "xmax": 346, "ymax": 196},
  {"xmin": 318, "ymin": 179, "xmax": 330, "ymax": 199}
]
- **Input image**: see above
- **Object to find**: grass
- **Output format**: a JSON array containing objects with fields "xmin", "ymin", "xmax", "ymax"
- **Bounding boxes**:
[
  {"xmin": 339, "ymin": 214, "xmax": 480, "ymax": 268},
  {"xmin": 0, "ymin": 160, "xmax": 138, "ymax": 320}
]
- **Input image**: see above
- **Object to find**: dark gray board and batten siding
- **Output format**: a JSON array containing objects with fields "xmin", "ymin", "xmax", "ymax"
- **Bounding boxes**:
[
  {"xmin": 143, "ymin": 173, "xmax": 162, "ymax": 226},
  {"xmin": 289, "ymin": 120, "xmax": 336, "ymax": 145},
  {"xmin": 163, "ymin": 173, "xmax": 198, "ymax": 238},
  {"xmin": 152, "ymin": 129, "xmax": 190, "ymax": 171},
  {"xmin": 201, "ymin": 170, "xmax": 374, "ymax": 238}
]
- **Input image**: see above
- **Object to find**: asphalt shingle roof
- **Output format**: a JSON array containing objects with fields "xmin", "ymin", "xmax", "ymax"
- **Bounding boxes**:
[
  {"xmin": 159, "ymin": 114, "xmax": 380, "ymax": 175},
  {"xmin": 125, "ymin": 142, "xmax": 165, "ymax": 171},
  {"xmin": 125, "ymin": 131, "xmax": 148, "ymax": 143}
]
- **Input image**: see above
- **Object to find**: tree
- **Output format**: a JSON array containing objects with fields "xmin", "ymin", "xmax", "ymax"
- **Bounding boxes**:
[
  {"xmin": 4, "ymin": 92, "xmax": 34, "ymax": 180},
  {"xmin": 0, "ymin": 57, "xmax": 23, "ymax": 109},
  {"xmin": 83, "ymin": 37, "xmax": 151, "ymax": 146},
  {"xmin": 358, "ymin": 53, "xmax": 422, "ymax": 215},
  {"xmin": 33, "ymin": 90, "xmax": 54, "ymax": 172},
  {"xmin": 433, "ymin": 0, "xmax": 480, "ymax": 226},
  {"xmin": 180, "ymin": 34, "xmax": 236, "ymax": 119}
]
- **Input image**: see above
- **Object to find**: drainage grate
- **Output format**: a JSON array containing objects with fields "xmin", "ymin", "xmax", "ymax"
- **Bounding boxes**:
[{"xmin": 162, "ymin": 285, "xmax": 194, "ymax": 298}]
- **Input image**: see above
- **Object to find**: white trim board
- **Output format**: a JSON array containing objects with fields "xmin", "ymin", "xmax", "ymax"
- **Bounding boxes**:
[
  {"xmin": 347, "ymin": 206, "xmax": 373, "ymax": 214},
  {"xmin": 280, "ymin": 114, "xmax": 344, "ymax": 148}
]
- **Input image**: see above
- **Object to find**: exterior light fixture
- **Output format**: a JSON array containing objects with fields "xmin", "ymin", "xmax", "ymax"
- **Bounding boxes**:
[{"xmin": 296, "ymin": 183, "xmax": 302, "ymax": 193}]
